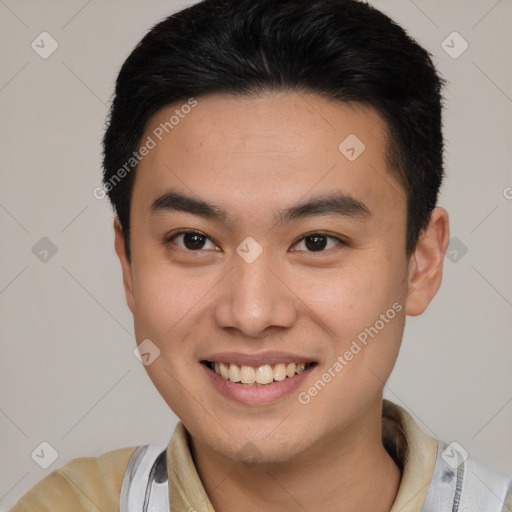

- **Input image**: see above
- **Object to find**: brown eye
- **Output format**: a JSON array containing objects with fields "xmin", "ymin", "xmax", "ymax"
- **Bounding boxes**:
[
  {"xmin": 292, "ymin": 233, "xmax": 344, "ymax": 252},
  {"xmin": 166, "ymin": 230, "xmax": 219, "ymax": 251}
]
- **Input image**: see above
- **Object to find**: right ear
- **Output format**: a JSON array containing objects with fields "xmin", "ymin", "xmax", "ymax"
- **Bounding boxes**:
[{"xmin": 113, "ymin": 218, "xmax": 135, "ymax": 313}]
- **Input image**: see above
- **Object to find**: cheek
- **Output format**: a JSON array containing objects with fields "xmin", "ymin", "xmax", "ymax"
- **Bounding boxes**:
[
  {"xmin": 297, "ymin": 257, "xmax": 406, "ymax": 383},
  {"xmin": 301, "ymin": 271, "xmax": 405, "ymax": 421},
  {"xmin": 130, "ymin": 262, "xmax": 212, "ymax": 344},
  {"xmin": 298, "ymin": 262, "xmax": 391, "ymax": 339}
]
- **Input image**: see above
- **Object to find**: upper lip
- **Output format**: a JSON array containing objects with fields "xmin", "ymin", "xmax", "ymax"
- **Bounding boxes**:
[{"xmin": 200, "ymin": 351, "xmax": 318, "ymax": 367}]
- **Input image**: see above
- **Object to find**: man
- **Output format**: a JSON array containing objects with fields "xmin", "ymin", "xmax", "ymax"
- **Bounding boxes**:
[{"xmin": 10, "ymin": 0, "xmax": 511, "ymax": 511}]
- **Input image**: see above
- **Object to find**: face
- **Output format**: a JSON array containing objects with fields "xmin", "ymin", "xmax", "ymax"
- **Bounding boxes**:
[{"xmin": 114, "ymin": 91, "xmax": 443, "ymax": 464}]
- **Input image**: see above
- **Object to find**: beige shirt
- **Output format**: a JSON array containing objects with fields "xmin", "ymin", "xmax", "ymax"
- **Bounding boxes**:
[{"xmin": 9, "ymin": 401, "xmax": 437, "ymax": 512}]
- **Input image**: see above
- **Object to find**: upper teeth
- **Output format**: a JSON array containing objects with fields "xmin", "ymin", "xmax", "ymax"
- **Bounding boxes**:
[{"xmin": 210, "ymin": 362, "xmax": 309, "ymax": 385}]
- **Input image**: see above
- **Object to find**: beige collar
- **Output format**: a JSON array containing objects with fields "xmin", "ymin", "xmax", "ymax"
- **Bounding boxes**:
[
  {"xmin": 389, "ymin": 403, "xmax": 437, "ymax": 512},
  {"xmin": 166, "ymin": 401, "xmax": 437, "ymax": 512}
]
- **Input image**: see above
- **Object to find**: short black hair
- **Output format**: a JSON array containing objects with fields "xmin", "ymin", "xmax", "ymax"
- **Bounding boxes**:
[{"xmin": 102, "ymin": 0, "xmax": 447, "ymax": 261}]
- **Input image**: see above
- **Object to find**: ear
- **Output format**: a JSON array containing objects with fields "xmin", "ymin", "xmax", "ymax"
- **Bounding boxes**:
[
  {"xmin": 113, "ymin": 218, "xmax": 135, "ymax": 314},
  {"xmin": 405, "ymin": 207, "xmax": 450, "ymax": 316}
]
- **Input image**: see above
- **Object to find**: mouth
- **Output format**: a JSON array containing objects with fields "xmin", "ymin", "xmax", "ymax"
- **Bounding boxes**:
[{"xmin": 201, "ymin": 360, "xmax": 317, "ymax": 385}]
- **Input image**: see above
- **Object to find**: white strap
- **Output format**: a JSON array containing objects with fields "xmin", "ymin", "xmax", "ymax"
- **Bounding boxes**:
[
  {"xmin": 119, "ymin": 444, "xmax": 170, "ymax": 512},
  {"xmin": 422, "ymin": 441, "xmax": 512, "ymax": 512}
]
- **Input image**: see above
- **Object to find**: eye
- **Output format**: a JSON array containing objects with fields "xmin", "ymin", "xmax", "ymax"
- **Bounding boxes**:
[
  {"xmin": 164, "ymin": 230, "xmax": 346, "ymax": 253},
  {"xmin": 291, "ymin": 232, "xmax": 345, "ymax": 252},
  {"xmin": 165, "ymin": 230, "xmax": 220, "ymax": 251}
]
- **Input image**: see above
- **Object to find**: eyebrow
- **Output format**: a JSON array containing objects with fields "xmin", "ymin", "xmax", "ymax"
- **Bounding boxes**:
[{"xmin": 149, "ymin": 189, "xmax": 371, "ymax": 226}]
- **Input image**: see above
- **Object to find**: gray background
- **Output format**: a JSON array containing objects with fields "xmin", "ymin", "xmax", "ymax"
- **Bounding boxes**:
[{"xmin": 0, "ymin": 0, "xmax": 511, "ymax": 509}]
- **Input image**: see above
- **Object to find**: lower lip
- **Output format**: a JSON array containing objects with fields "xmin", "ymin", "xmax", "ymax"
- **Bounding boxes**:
[{"xmin": 202, "ymin": 364, "xmax": 315, "ymax": 405}]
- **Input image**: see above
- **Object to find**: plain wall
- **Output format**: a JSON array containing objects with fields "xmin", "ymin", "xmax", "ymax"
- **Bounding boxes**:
[{"xmin": 0, "ymin": 0, "xmax": 511, "ymax": 509}]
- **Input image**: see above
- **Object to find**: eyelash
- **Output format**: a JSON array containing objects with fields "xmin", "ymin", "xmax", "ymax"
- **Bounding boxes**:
[{"xmin": 163, "ymin": 229, "xmax": 347, "ymax": 253}]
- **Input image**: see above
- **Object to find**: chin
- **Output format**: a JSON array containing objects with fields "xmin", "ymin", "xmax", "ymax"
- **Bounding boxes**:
[{"xmin": 199, "ymin": 420, "xmax": 316, "ymax": 466}]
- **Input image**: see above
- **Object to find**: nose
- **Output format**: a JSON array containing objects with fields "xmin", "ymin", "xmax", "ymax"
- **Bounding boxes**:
[{"xmin": 211, "ymin": 250, "xmax": 298, "ymax": 339}]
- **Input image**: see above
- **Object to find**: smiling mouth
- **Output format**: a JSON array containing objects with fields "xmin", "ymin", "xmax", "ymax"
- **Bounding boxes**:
[{"xmin": 201, "ymin": 361, "xmax": 317, "ymax": 385}]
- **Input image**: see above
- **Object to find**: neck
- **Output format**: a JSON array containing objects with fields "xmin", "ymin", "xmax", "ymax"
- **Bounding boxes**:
[{"xmin": 189, "ymin": 399, "xmax": 402, "ymax": 512}]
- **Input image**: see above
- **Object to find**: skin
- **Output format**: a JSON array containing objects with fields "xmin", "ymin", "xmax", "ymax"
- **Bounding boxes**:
[{"xmin": 114, "ymin": 91, "xmax": 450, "ymax": 512}]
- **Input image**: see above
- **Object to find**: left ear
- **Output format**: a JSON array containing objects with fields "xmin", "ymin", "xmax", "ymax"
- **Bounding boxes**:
[{"xmin": 405, "ymin": 207, "xmax": 450, "ymax": 316}]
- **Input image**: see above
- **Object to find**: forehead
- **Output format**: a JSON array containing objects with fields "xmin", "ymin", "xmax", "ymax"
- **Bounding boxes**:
[{"xmin": 132, "ymin": 92, "xmax": 406, "ymax": 227}]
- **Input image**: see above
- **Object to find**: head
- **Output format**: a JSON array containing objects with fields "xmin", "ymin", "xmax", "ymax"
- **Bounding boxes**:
[{"xmin": 102, "ymin": 0, "xmax": 450, "ymax": 464}]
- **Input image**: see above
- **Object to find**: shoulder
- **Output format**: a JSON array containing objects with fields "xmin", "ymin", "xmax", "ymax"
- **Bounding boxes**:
[
  {"xmin": 383, "ymin": 400, "xmax": 512, "ymax": 512},
  {"xmin": 9, "ymin": 445, "xmax": 139, "ymax": 512}
]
